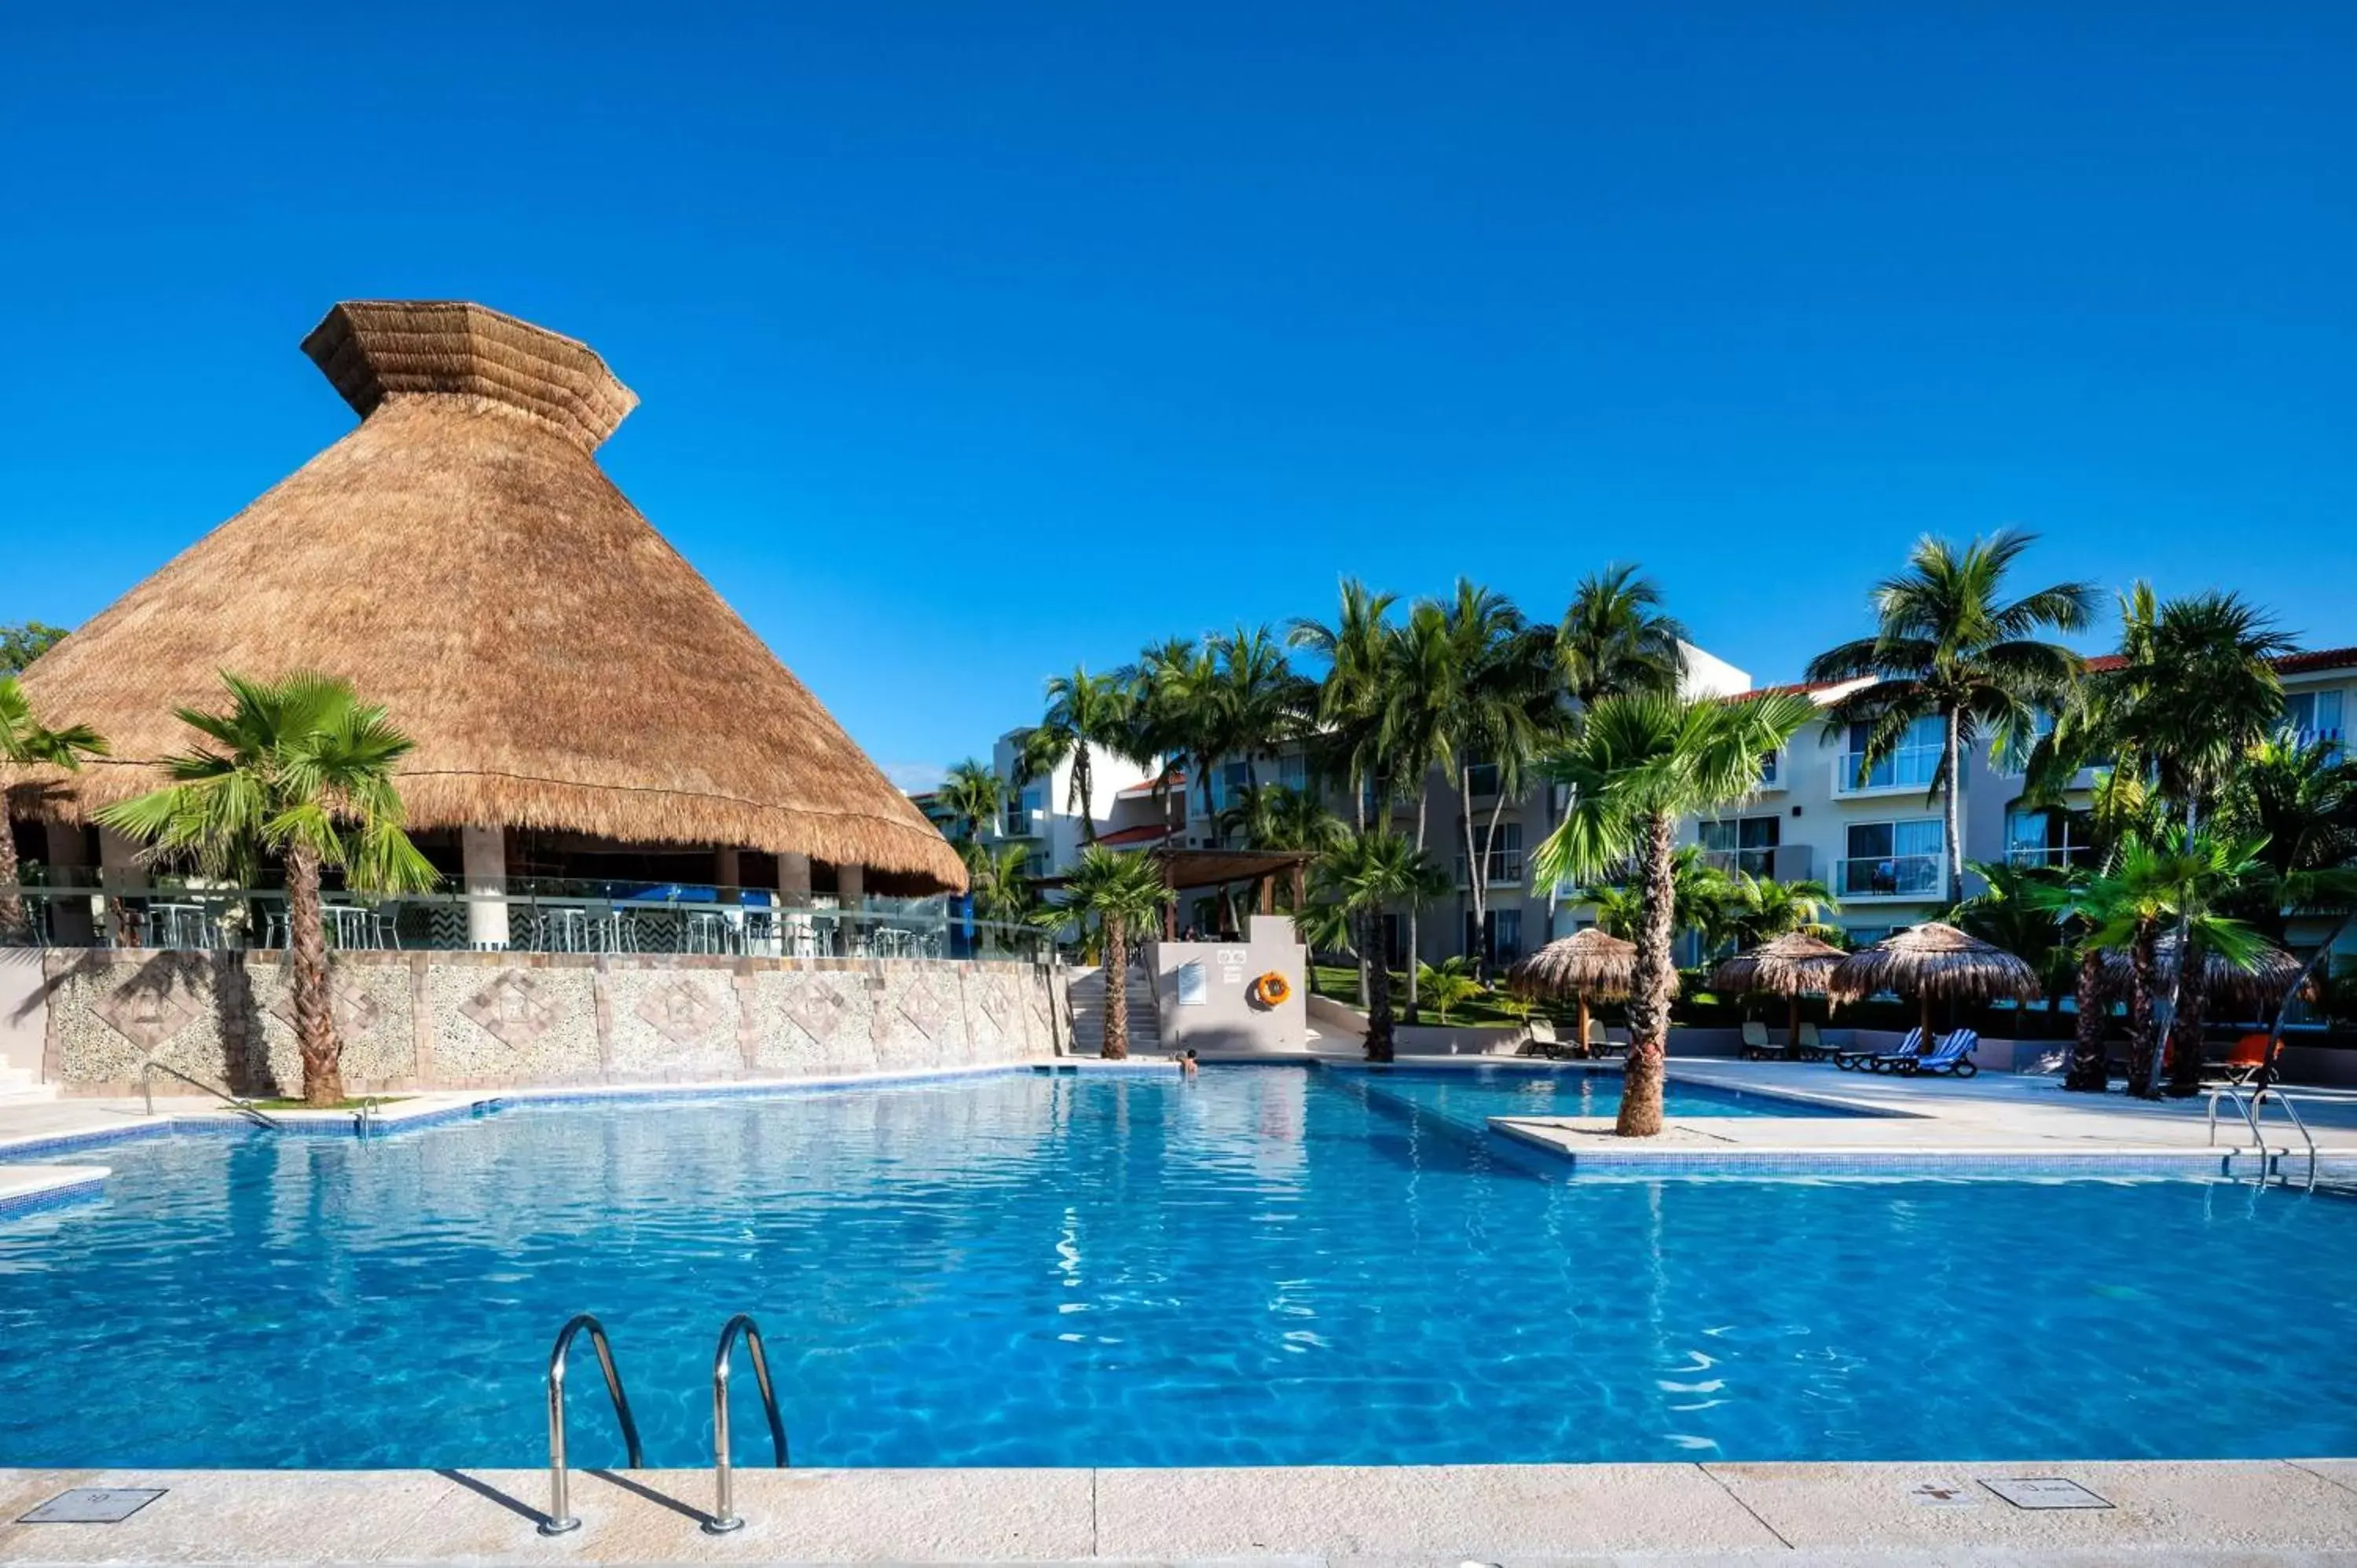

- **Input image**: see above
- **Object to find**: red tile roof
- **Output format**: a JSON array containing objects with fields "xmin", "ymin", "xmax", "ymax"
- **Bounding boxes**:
[
  {"xmin": 1116, "ymin": 769, "xmax": 1185, "ymax": 799},
  {"xmin": 1096, "ymin": 823, "xmax": 1175, "ymax": 847}
]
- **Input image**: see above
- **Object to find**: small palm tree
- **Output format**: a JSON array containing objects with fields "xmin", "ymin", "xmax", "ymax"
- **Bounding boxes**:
[
  {"xmin": 1058, "ymin": 847, "xmax": 1173, "ymax": 1059},
  {"xmin": 1947, "ymin": 859, "xmax": 2073, "ymax": 1022},
  {"xmin": 936, "ymin": 759, "xmax": 1003, "ymax": 845},
  {"xmin": 967, "ymin": 841, "xmax": 1047, "ymax": 932},
  {"xmin": 1287, "ymin": 581, "xmax": 1399, "ymax": 830},
  {"xmin": 1807, "ymin": 531, "xmax": 2098, "ymax": 900},
  {"xmin": 1310, "ymin": 830, "xmax": 1447, "ymax": 1061},
  {"xmin": 0, "ymin": 676, "xmax": 108, "ymax": 943},
  {"xmin": 1416, "ymin": 955, "xmax": 1484, "ymax": 1024},
  {"xmin": 1732, "ymin": 874, "xmax": 1842, "ymax": 947},
  {"xmin": 97, "ymin": 673, "xmax": 438, "ymax": 1105},
  {"xmin": 1032, "ymin": 667, "xmax": 1137, "ymax": 842},
  {"xmin": 1554, "ymin": 564, "xmax": 1688, "ymax": 708},
  {"xmin": 1536, "ymin": 690, "xmax": 1814, "ymax": 1134},
  {"xmin": 1209, "ymin": 625, "xmax": 1303, "ymax": 792}
]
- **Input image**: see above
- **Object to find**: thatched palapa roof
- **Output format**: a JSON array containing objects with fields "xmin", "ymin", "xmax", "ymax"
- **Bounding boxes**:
[
  {"xmin": 9, "ymin": 301, "xmax": 963, "ymax": 892},
  {"xmin": 1508, "ymin": 926, "xmax": 1640, "ymax": 1000},
  {"xmin": 1829, "ymin": 921, "xmax": 2042, "ymax": 1005},
  {"xmin": 2098, "ymin": 932, "xmax": 2312, "ymax": 1014},
  {"xmin": 1710, "ymin": 932, "xmax": 1846, "ymax": 998}
]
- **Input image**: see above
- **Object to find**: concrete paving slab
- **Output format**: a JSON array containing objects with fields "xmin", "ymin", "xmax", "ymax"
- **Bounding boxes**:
[
  {"xmin": 1706, "ymin": 1459, "xmax": 2357, "ymax": 1553},
  {"xmin": 0, "ymin": 1469, "xmax": 460, "ymax": 1563},
  {"xmin": 1092, "ymin": 1464, "xmax": 1783, "ymax": 1558}
]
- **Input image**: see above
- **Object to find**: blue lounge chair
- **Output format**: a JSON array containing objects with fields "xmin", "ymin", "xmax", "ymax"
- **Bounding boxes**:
[
  {"xmin": 1866, "ymin": 1029, "xmax": 1937, "ymax": 1072},
  {"xmin": 1835, "ymin": 1028, "xmax": 1919, "ymax": 1071},
  {"xmin": 1896, "ymin": 1028, "xmax": 1980, "ymax": 1077}
]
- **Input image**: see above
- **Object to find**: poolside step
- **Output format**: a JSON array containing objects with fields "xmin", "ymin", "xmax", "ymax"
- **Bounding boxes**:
[
  {"xmin": 1066, "ymin": 964, "xmax": 1162, "ymax": 1057},
  {"xmin": 0, "ymin": 1064, "xmax": 57, "ymax": 1105}
]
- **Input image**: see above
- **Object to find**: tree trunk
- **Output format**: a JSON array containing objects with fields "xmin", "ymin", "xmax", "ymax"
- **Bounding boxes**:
[
  {"xmin": 1362, "ymin": 910, "xmax": 1395, "ymax": 1061},
  {"xmin": 2165, "ymin": 938, "xmax": 2213, "ymax": 1098},
  {"xmin": 1198, "ymin": 757, "xmax": 1216, "ymax": 842},
  {"xmin": 286, "ymin": 842, "xmax": 345, "ymax": 1107},
  {"xmin": 1073, "ymin": 746, "xmax": 1096, "ymax": 842},
  {"xmin": 2143, "ymin": 798, "xmax": 2201, "ymax": 1097},
  {"xmin": 1942, "ymin": 706, "xmax": 1964, "ymax": 900},
  {"xmin": 1100, "ymin": 915, "xmax": 1129, "ymax": 1059},
  {"xmin": 2262, "ymin": 910, "xmax": 2354, "ymax": 1085},
  {"xmin": 1618, "ymin": 811, "xmax": 1678, "ymax": 1137},
  {"xmin": 0, "ymin": 824, "xmax": 27, "ymax": 944},
  {"xmin": 1405, "ymin": 784, "xmax": 1428, "ymax": 1020},
  {"xmin": 2125, "ymin": 921, "xmax": 2161, "ymax": 1100},
  {"xmin": 2066, "ymin": 946, "xmax": 2109, "ymax": 1091},
  {"xmin": 1479, "ymin": 785, "xmax": 1512, "ymax": 980},
  {"xmin": 1459, "ymin": 767, "xmax": 1485, "ymax": 978}
]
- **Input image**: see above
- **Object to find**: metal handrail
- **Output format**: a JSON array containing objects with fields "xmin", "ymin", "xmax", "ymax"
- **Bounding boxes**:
[
  {"xmin": 541, "ymin": 1313, "xmax": 644, "ymax": 1536},
  {"xmin": 705, "ymin": 1313, "xmax": 790, "ymax": 1534},
  {"xmin": 352, "ymin": 1095, "xmax": 382, "ymax": 1137},
  {"xmin": 141, "ymin": 1060, "xmax": 281, "ymax": 1128},
  {"xmin": 2205, "ymin": 1082, "xmax": 2320, "ymax": 1192}
]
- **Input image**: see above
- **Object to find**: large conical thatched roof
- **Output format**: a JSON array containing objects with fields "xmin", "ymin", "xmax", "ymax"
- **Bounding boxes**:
[
  {"xmin": 9, "ymin": 300, "xmax": 964, "ymax": 892},
  {"xmin": 2099, "ymin": 932, "xmax": 2312, "ymax": 1015},
  {"xmin": 1829, "ymin": 921, "xmax": 2042, "ymax": 1006},
  {"xmin": 1710, "ymin": 932, "xmax": 1846, "ymax": 998},
  {"xmin": 1508, "ymin": 926, "xmax": 1640, "ymax": 1000}
]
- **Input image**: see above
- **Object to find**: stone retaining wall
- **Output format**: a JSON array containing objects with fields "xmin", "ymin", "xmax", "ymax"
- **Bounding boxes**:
[{"xmin": 31, "ymin": 949, "xmax": 1064, "ymax": 1096}]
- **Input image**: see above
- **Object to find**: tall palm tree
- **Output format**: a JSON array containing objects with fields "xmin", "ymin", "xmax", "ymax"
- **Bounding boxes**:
[
  {"xmin": 97, "ymin": 673, "xmax": 438, "ymax": 1105},
  {"xmin": 1032, "ymin": 666, "xmax": 1137, "ymax": 842},
  {"xmin": 1208, "ymin": 625, "xmax": 1300, "ymax": 794},
  {"xmin": 1286, "ymin": 581, "xmax": 1398, "ymax": 831},
  {"xmin": 1947, "ymin": 859, "xmax": 2073, "ymax": 1025},
  {"xmin": 1309, "ymin": 829, "xmax": 1447, "ymax": 1061},
  {"xmin": 1376, "ymin": 600, "xmax": 1460, "ymax": 1017},
  {"xmin": 1731, "ymin": 874, "xmax": 1842, "ymax": 947},
  {"xmin": 1126, "ymin": 639, "xmax": 1226, "ymax": 834},
  {"xmin": 1545, "ymin": 566, "xmax": 1687, "ymax": 927},
  {"xmin": 1807, "ymin": 530, "xmax": 2098, "ymax": 900},
  {"xmin": 1437, "ymin": 582, "xmax": 1554, "ymax": 977},
  {"xmin": 1536, "ymin": 690, "xmax": 1814, "ymax": 1135},
  {"xmin": 0, "ymin": 676, "xmax": 108, "ymax": 942},
  {"xmin": 2231, "ymin": 736, "xmax": 2357, "ymax": 891},
  {"xmin": 936, "ymin": 758, "xmax": 1003, "ymax": 845},
  {"xmin": 1058, "ymin": 846, "xmax": 1174, "ymax": 1059}
]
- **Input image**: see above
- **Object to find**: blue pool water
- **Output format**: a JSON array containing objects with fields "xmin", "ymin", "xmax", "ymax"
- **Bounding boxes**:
[
  {"xmin": 2, "ymin": 1064, "xmax": 2354, "ymax": 1468},
  {"xmin": 1332, "ymin": 1063, "xmax": 1860, "ymax": 1134}
]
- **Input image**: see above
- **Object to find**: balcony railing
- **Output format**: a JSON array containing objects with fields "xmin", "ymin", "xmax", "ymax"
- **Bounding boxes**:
[
  {"xmin": 1834, "ymin": 749, "xmax": 1941, "ymax": 797},
  {"xmin": 2004, "ymin": 845, "xmax": 2096, "ymax": 869},
  {"xmin": 1835, "ymin": 855, "xmax": 1945, "ymax": 899},
  {"xmin": 999, "ymin": 814, "xmax": 1037, "ymax": 839},
  {"xmin": 1699, "ymin": 844, "xmax": 1813, "ymax": 882},
  {"xmin": 2282, "ymin": 725, "xmax": 2345, "ymax": 757},
  {"xmin": 1454, "ymin": 852, "xmax": 1525, "ymax": 888}
]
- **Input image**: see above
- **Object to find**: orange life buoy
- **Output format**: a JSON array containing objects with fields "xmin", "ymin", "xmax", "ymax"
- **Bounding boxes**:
[{"xmin": 1252, "ymin": 970, "xmax": 1292, "ymax": 1007}]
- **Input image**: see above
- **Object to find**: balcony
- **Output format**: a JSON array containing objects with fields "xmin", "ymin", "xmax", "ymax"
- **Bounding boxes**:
[
  {"xmin": 1836, "ymin": 855, "xmax": 1945, "ymax": 900},
  {"xmin": 2004, "ymin": 844, "xmax": 2095, "ymax": 870},
  {"xmin": 2282, "ymin": 725, "xmax": 2345, "ymax": 758},
  {"xmin": 1833, "ymin": 749, "xmax": 1941, "ymax": 798},
  {"xmin": 1453, "ymin": 852, "xmax": 1526, "ymax": 888},
  {"xmin": 1699, "ymin": 845, "xmax": 1814, "ymax": 882},
  {"xmin": 999, "ymin": 813, "xmax": 1038, "ymax": 840}
]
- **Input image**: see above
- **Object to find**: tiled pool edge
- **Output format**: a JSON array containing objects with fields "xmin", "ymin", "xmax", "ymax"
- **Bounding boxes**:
[{"xmin": 0, "ymin": 1167, "xmax": 108, "ymax": 1220}]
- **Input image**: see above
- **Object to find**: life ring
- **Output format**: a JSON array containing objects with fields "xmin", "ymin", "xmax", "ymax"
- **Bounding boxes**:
[{"xmin": 1251, "ymin": 971, "xmax": 1292, "ymax": 1008}]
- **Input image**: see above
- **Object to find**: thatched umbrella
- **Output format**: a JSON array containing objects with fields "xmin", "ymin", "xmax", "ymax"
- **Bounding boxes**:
[
  {"xmin": 1710, "ymin": 932, "xmax": 1846, "ymax": 1047},
  {"xmin": 1829, "ymin": 921, "xmax": 2043, "ymax": 1037},
  {"xmin": 9, "ymin": 301, "xmax": 963, "ymax": 894},
  {"xmin": 1508, "ymin": 926, "xmax": 1638, "ymax": 1053},
  {"xmin": 2098, "ymin": 932, "xmax": 2312, "ymax": 1017}
]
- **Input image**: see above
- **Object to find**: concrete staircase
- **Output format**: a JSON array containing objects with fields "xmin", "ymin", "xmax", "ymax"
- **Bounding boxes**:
[
  {"xmin": 0, "ymin": 1064, "xmax": 58, "ymax": 1106},
  {"xmin": 1066, "ymin": 964, "xmax": 1163, "ymax": 1057}
]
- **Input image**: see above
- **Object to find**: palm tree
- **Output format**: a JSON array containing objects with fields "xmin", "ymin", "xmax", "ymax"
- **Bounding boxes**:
[
  {"xmin": 1416, "ymin": 956, "xmax": 1483, "ymax": 1024},
  {"xmin": 97, "ymin": 673, "xmax": 437, "ymax": 1106},
  {"xmin": 2233, "ymin": 736, "xmax": 2357, "ymax": 890},
  {"xmin": 1536, "ymin": 690, "xmax": 1814, "ymax": 1135},
  {"xmin": 1436, "ymin": 581, "xmax": 1553, "ymax": 977},
  {"xmin": 1376, "ymin": 600, "xmax": 1460, "ymax": 1017},
  {"xmin": 967, "ymin": 841, "xmax": 1048, "ymax": 931},
  {"xmin": 1286, "ymin": 581, "xmax": 1398, "ymax": 831},
  {"xmin": 1031, "ymin": 667, "xmax": 1136, "ymax": 842},
  {"xmin": 1058, "ymin": 846, "xmax": 1174, "ymax": 1059},
  {"xmin": 1731, "ymin": 874, "xmax": 1842, "ymax": 947},
  {"xmin": 936, "ymin": 758, "xmax": 1003, "ymax": 846},
  {"xmin": 0, "ymin": 676, "xmax": 108, "ymax": 942},
  {"xmin": 1947, "ymin": 859, "xmax": 2073, "ymax": 1024},
  {"xmin": 1126, "ymin": 639, "xmax": 1225, "ymax": 833},
  {"xmin": 1568, "ymin": 881, "xmax": 1646, "ymax": 940},
  {"xmin": 1208, "ymin": 625, "xmax": 1301, "ymax": 794},
  {"xmin": 1309, "ymin": 829, "xmax": 1447, "ymax": 1061},
  {"xmin": 1807, "ymin": 531, "xmax": 2098, "ymax": 900},
  {"xmin": 1545, "ymin": 566, "xmax": 1687, "ymax": 928}
]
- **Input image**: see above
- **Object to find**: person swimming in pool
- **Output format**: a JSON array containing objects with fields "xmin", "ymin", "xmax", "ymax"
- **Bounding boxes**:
[{"xmin": 1180, "ymin": 1048, "xmax": 1199, "ymax": 1076}]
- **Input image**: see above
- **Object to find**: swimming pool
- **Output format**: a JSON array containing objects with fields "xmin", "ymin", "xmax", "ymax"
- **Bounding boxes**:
[
  {"xmin": 2, "ymin": 1064, "xmax": 2352, "ymax": 1468},
  {"xmin": 1329, "ymin": 1061, "xmax": 1864, "ymax": 1134}
]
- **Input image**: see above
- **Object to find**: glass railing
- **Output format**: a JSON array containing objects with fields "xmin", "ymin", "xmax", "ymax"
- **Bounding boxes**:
[
  {"xmin": 1835, "ymin": 855, "xmax": 1945, "ymax": 899},
  {"xmin": 1699, "ymin": 848, "xmax": 1777, "ymax": 878},
  {"xmin": 1834, "ymin": 749, "xmax": 1941, "ymax": 794},
  {"xmin": 0, "ymin": 885, "xmax": 1054, "ymax": 963},
  {"xmin": 2004, "ymin": 845, "xmax": 2095, "ymax": 868}
]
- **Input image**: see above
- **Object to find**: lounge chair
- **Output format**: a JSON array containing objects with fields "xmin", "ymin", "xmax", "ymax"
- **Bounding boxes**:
[
  {"xmin": 1869, "ymin": 1029, "xmax": 1943, "ymax": 1072},
  {"xmin": 1519, "ymin": 1017, "xmax": 1563, "ymax": 1058},
  {"xmin": 1583, "ymin": 1018, "xmax": 1609, "ymax": 1055},
  {"xmin": 1595, "ymin": 1025, "xmax": 1631, "ymax": 1059},
  {"xmin": 1793, "ymin": 1021, "xmax": 1828, "ymax": 1062},
  {"xmin": 2211, "ymin": 1033, "xmax": 2271, "ymax": 1086},
  {"xmin": 1835, "ymin": 1027, "xmax": 1919, "ymax": 1072},
  {"xmin": 1891, "ymin": 1028, "xmax": 1980, "ymax": 1077},
  {"xmin": 1739, "ymin": 1020, "xmax": 1784, "ymax": 1061}
]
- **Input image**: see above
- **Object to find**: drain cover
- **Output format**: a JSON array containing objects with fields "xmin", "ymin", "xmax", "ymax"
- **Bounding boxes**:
[
  {"xmin": 1983, "ymin": 1478, "xmax": 2112, "ymax": 1511},
  {"xmin": 19, "ymin": 1488, "xmax": 167, "ymax": 1524},
  {"xmin": 1907, "ymin": 1480, "xmax": 1980, "ymax": 1508}
]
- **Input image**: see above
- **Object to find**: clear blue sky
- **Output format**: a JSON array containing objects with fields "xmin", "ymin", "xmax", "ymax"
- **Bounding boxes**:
[{"xmin": 3, "ymin": 4, "xmax": 2351, "ymax": 790}]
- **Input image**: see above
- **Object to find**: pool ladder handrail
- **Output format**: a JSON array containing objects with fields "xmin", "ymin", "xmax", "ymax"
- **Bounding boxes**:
[
  {"xmin": 2205, "ymin": 1080, "xmax": 2319, "ymax": 1192},
  {"xmin": 541, "ymin": 1313, "xmax": 644, "ymax": 1536},
  {"xmin": 140, "ymin": 1058, "xmax": 281, "ymax": 1129},
  {"xmin": 705, "ymin": 1312, "xmax": 790, "ymax": 1534}
]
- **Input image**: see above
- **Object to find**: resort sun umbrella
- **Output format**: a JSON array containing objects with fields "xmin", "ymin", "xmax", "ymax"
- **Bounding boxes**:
[
  {"xmin": 1507, "ymin": 926, "xmax": 1637, "ymax": 1053},
  {"xmin": 1828, "ymin": 921, "xmax": 2043, "ymax": 1039},
  {"xmin": 1709, "ymin": 932, "xmax": 1846, "ymax": 1049},
  {"xmin": 2097, "ymin": 932, "xmax": 2313, "ymax": 1017}
]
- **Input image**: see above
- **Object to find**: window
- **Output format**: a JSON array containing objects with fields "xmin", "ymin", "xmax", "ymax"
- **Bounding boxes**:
[
  {"xmin": 1758, "ymin": 749, "xmax": 1780, "ymax": 787},
  {"xmin": 1277, "ymin": 752, "xmax": 1308, "ymax": 793},
  {"xmin": 1214, "ymin": 760, "xmax": 1250, "ymax": 812},
  {"xmin": 2006, "ymin": 807, "xmax": 2093, "ymax": 868},
  {"xmin": 1456, "ymin": 822, "xmax": 1524, "ymax": 885},
  {"xmin": 1698, "ymin": 815, "xmax": 1779, "ymax": 877},
  {"xmin": 2285, "ymin": 690, "xmax": 2347, "ymax": 753},
  {"xmin": 1464, "ymin": 758, "xmax": 1501, "ymax": 797},
  {"xmin": 1004, "ymin": 788, "xmax": 1042, "ymax": 837},
  {"xmin": 1462, "ymin": 907, "xmax": 1523, "ymax": 965},
  {"xmin": 1838, "ymin": 819, "xmax": 1944, "ymax": 897},
  {"xmin": 1838, "ymin": 715, "xmax": 1943, "ymax": 793}
]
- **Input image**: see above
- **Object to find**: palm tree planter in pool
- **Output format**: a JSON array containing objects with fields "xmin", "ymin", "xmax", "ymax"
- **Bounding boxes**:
[
  {"xmin": 97, "ymin": 673, "xmax": 438, "ymax": 1107},
  {"xmin": 1807, "ymin": 531, "xmax": 2097, "ymax": 904},
  {"xmin": 1535, "ymin": 689, "xmax": 1813, "ymax": 1135},
  {"xmin": 0, "ymin": 675, "xmax": 108, "ymax": 943},
  {"xmin": 1059, "ymin": 847, "xmax": 1174, "ymax": 1060}
]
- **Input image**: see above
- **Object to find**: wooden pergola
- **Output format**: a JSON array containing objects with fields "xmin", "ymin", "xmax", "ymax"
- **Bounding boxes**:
[{"xmin": 1150, "ymin": 848, "xmax": 1316, "ymax": 939}]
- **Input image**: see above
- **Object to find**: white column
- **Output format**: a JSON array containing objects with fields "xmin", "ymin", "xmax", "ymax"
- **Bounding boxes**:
[
  {"xmin": 776, "ymin": 852, "xmax": 812, "ymax": 907},
  {"xmin": 462, "ymin": 824, "xmax": 509, "ymax": 949}
]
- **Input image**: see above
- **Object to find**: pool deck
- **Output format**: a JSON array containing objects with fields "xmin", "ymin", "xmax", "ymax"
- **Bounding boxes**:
[{"xmin": 1, "ymin": 1458, "xmax": 2355, "ymax": 1563}]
